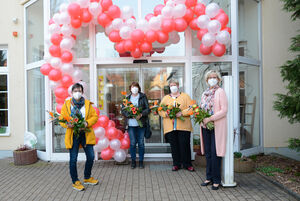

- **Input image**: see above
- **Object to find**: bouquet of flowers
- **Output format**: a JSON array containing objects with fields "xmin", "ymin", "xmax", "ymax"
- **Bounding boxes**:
[
  {"xmin": 121, "ymin": 92, "xmax": 143, "ymax": 127},
  {"xmin": 48, "ymin": 111, "xmax": 90, "ymax": 138},
  {"xmin": 158, "ymin": 103, "xmax": 185, "ymax": 121},
  {"xmin": 149, "ymin": 100, "xmax": 159, "ymax": 114},
  {"xmin": 188, "ymin": 101, "xmax": 214, "ymax": 130}
]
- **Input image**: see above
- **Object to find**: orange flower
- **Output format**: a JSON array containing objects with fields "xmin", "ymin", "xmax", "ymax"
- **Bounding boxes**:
[
  {"xmin": 63, "ymin": 115, "xmax": 71, "ymax": 122},
  {"xmin": 154, "ymin": 100, "xmax": 158, "ymax": 105},
  {"xmin": 49, "ymin": 111, "xmax": 54, "ymax": 118},
  {"xmin": 188, "ymin": 111, "xmax": 194, "ymax": 116},
  {"xmin": 121, "ymin": 91, "xmax": 127, "ymax": 96},
  {"xmin": 132, "ymin": 110, "xmax": 137, "ymax": 114},
  {"xmin": 190, "ymin": 100, "xmax": 196, "ymax": 105},
  {"xmin": 131, "ymin": 107, "xmax": 136, "ymax": 111},
  {"xmin": 158, "ymin": 107, "xmax": 163, "ymax": 111},
  {"xmin": 130, "ymin": 104, "xmax": 134, "ymax": 108}
]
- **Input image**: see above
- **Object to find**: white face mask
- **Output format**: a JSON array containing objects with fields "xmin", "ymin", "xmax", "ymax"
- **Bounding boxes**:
[
  {"xmin": 208, "ymin": 78, "xmax": 219, "ymax": 87},
  {"xmin": 131, "ymin": 87, "xmax": 139, "ymax": 94},
  {"xmin": 73, "ymin": 92, "xmax": 82, "ymax": 100},
  {"xmin": 170, "ymin": 86, "xmax": 179, "ymax": 94}
]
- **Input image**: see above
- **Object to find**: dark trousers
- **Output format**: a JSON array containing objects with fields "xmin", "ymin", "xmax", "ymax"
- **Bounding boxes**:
[
  {"xmin": 202, "ymin": 127, "xmax": 222, "ymax": 184},
  {"xmin": 69, "ymin": 133, "xmax": 94, "ymax": 184},
  {"xmin": 128, "ymin": 126, "xmax": 146, "ymax": 161},
  {"xmin": 165, "ymin": 130, "xmax": 192, "ymax": 168}
]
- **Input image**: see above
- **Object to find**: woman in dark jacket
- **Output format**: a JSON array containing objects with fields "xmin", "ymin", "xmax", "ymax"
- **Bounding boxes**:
[{"xmin": 121, "ymin": 82, "xmax": 150, "ymax": 169}]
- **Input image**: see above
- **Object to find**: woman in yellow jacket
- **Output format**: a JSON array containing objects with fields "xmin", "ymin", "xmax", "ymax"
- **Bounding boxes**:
[
  {"xmin": 158, "ymin": 79, "xmax": 195, "ymax": 171},
  {"xmin": 60, "ymin": 83, "xmax": 99, "ymax": 191}
]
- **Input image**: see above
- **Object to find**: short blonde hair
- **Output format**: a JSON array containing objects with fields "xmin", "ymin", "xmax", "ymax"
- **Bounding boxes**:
[
  {"xmin": 204, "ymin": 70, "xmax": 222, "ymax": 85},
  {"xmin": 168, "ymin": 79, "xmax": 179, "ymax": 86}
]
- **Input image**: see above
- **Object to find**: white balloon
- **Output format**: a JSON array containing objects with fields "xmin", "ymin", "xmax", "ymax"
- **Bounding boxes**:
[
  {"xmin": 205, "ymin": 3, "xmax": 220, "ymax": 18},
  {"xmin": 44, "ymin": 52, "xmax": 51, "ymax": 62},
  {"xmin": 161, "ymin": 6, "xmax": 173, "ymax": 19},
  {"xmin": 89, "ymin": 2, "xmax": 102, "ymax": 17},
  {"xmin": 72, "ymin": 70, "xmax": 83, "ymax": 82},
  {"xmin": 110, "ymin": 139, "xmax": 121, "ymax": 150},
  {"xmin": 112, "ymin": 18, "xmax": 124, "ymax": 30},
  {"xmin": 113, "ymin": 149, "xmax": 127, "ymax": 162},
  {"xmin": 105, "ymin": 23, "xmax": 114, "ymax": 35},
  {"xmin": 60, "ymin": 38, "xmax": 74, "ymax": 50},
  {"xmin": 216, "ymin": 30, "xmax": 231, "ymax": 45},
  {"xmin": 136, "ymin": 19, "xmax": 149, "ymax": 33},
  {"xmin": 94, "ymin": 143, "xmax": 102, "ymax": 152},
  {"xmin": 61, "ymin": 63, "xmax": 74, "ymax": 74},
  {"xmin": 202, "ymin": 33, "xmax": 216, "ymax": 47},
  {"xmin": 121, "ymin": 6, "xmax": 133, "ymax": 19},
  {"xmin": 172, "ymin": 4, "xmax": 187, "ymax": 18},
  {"xmin": 59, "ymin": 3, "xmax": 69, "ymax": 13},
  {"xmin": 174, "ymin": 0, "xmax": 186, "ymax": 4},
  {"xmin": 49, "ymin": 81, "xmax": 60, "ymax": 90},
  {"xmin": 207, "ymin": 20, "xmax": 221, "ymax": 34},
  {"xmin": 60, "ymin": 25, "xmax": 73, "ymax": 36},
  {"xmin": 52, "ymin": 13, "xmax": 61, "ymax": 24},
  {"xmin": 197, "ymin": 15, "xmax": 210, "ymax": 29},
  {"xmin": 49, "ymin": 23, "xmax": 60, "ymax": 34},
  {"xmin": 45, "ymin": 34, "xmax": 52, "ymax": 46},
  {"xmin": 50, "ymin": 58, "xmax": 62, "ymax": 69},
  {"xmin": 68, "ymin": 85, "xmax": 73, "ymax": 96},
  {"xmin": 166, "ymin": 0, "xmax": 176, "ymax": 7},
  {"xmin": 59, "ymin": 12, "xmax": 71, "ymax": 25},
  {"xmin": 119, "ymin": 26, "xmax": 132, "ymax": 39},
  {"xmin": 77, "ymin": 0, "xmax": 90, "ymax": 8},
  {"xmin": 126, "ymin": 18, "xmax": 136, "ymax": 29},
  {"xmin": 170, "ymin": 32, "xmax": 180, "ymax": 44},
  {"xmin": 97, "ymin": 137, "xmax": 110, "ymax": 151},
  {"xmin": 94, "ymin": 127, "xmax": 106, "ymax": 138},
  {"xmin": 149, "ymin": 17, "xmax": 161, "ymax": 30}
]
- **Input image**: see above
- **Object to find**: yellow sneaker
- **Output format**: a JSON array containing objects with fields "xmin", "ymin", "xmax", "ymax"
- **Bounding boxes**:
[
  {"xmin": 72, "ymin": 181, "xmax": 85, "ymax": 191},
  {"xmin": 83, "ymin": 177, "xmax": 99, "ymax": 185}
]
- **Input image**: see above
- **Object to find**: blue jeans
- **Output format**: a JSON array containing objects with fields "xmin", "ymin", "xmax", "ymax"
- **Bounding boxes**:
[
  {"xmin": 69, "ymin": 133, "xmax": 94, "ymax": 184},
  {"xmin": 128, "ymin": 126, "xmax": 146, "ymax": 161}
]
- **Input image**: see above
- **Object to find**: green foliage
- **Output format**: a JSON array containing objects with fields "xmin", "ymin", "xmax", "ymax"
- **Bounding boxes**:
[
  {"xmin": 287, "ymin": 138, "xmax": 300, "ymax": 152},
  {"xmin": 249, "ymin": 155, "xmax": 257, "ymax": 161},
  {"xmin": 281, "ymin": 0, "xmax": 300, "ymax": 21},
  {"xmin": 234, "ymin": 152, "xmax": 242, "ymax": 158},
  {"xmin": 256, "ymin": 166, "xmax": 284, "ymax": 176},
  {"xmin": 295, "ymin": 172, "xmax": 300, "ymax": 177}
]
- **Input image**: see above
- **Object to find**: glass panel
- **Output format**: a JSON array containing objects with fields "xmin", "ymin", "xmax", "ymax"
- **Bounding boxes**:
[
  {"xmin": 27, "ymin": 68, "xmax": 45, "ymax": 151},
  {"xmin": 192, "ymin": 0, "xmax": 231, "ymax": 56},
  {"xmin": 0, "ymin": 75, "xmax": 7, "ymax": 91},
  {"xmin": 0, "ymin": 93, "xmax": 8, "ymax": 109},
  {"xmin": 50, "ymin": 0, "xmax": 68, "ymax": 17},
  {"xmin": 141, "ymin": 0, "xmax": 164, "ymax": 19},
  {"xmin": 0, "ymin": 111, "xmax": 8, "ymax": 128},
  {"xmin": 238, "ymin": 0, "xmax": 259, "ymax": 60},
  {"xmin": 239, "ymin": 63, "xmax": 260, "ymax": 149},
  {"xmin": 0, "ymin": 50, "xmax": 7, "ymax": 67},
  {"xmin": 73, "ymin": 26, "xmax": 90, "ymax": 58},
  {"xmin": 26, "ymin": 0, "xmax": 44, "ymax": 63},
  {"xmin": 192, "ymin": 62, "xmax": 232, "ymax": 135}
]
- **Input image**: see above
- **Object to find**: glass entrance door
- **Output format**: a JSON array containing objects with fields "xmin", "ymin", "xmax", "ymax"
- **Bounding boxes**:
[{"xmin": 97, "ymin": 63, "xmax": 184, "ymax": 154}]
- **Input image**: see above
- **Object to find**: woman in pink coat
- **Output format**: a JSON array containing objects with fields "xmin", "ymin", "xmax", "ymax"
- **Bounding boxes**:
[{"xmin": 200, "ymin": 70, "xmax": 228, "ymax": 190}]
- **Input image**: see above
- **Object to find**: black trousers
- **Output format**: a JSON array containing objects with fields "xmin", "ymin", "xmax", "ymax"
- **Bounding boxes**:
[
  {"xmin": 202, "ymin": 127, "xmax": 222, "ymax": 184},
  {"xmin": 165, "ymin": 130, "xmax": 192, "ymax": 168}
]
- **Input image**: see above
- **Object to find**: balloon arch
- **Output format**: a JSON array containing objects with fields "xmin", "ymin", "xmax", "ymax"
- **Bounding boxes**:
[{"xmin": 40, "ymin": 0, "xmax": 231, "ymax": 161}]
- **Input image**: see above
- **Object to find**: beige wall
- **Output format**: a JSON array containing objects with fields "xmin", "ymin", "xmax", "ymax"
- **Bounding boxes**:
[
  {"xmin": 0, "ymin": 0, "xmax": 25, "ymax": 150},
  {"xmin": 262, "ymin": 0, "xmax": 300, "ymax": 147}
]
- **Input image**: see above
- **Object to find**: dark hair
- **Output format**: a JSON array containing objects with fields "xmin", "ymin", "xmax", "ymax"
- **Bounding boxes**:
[
  {"xmin": 129, "ymin": 82, "xmax": 141, "ymax": 93},
  {"xmin": 72, "ymin": 83, "xmax": 84, "ymax": 93}
]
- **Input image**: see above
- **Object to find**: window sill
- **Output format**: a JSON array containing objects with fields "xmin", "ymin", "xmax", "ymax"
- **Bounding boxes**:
[{"xmin": 0, "ymin": 133, "xmax": 10, "ymax": 137}]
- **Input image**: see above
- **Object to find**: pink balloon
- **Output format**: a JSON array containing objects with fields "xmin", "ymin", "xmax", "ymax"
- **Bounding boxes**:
[
  {"xmin": 131, "ymin": 48, "xmax": 142, "ymax": 58},
  {"xmin": 71, "ymin": 17, "xmax": 82, "ymax": 28},
  {"xmin": 55, "ymin": 86, "xmax": 68, "ymax": 99},
  {"xmin": 115, "ymin": 41, "xmax": 126, "ymax": 53},
  {"xmin": 154, "ymin": 4, "xmax": 164, "ymax": 16},
  {"xmin": 145, "ymin": 30, "xmax": 158, "ymax": 43},
  {"xmin": 93, "ymin": 107, "xmax": 100, "ymax": 116},
  {"xmin": 49, "ymin": 19, "xmax": 55, "ymax": 25},
  {"xmin": 184, "ymin": 8, "xmax": 194, "ymax": 23},
  {"xmin": 49, "ymin": 45, "xmax": 61, "ymax": 57},
  {"xmin": 174, "ymin": 18, "xmax": 188, "ymax": 32},
  {"xmin": 101, "ymin": 0, "xmax": 113, "ymax": 11},
  {"xmin": 68, "ymin": 3, "xmax": 82, "ymax": 18},
  {"xmin": 97, "ymin": 13, "xmax": 112, "ymax": 27},
  {"xmin": 189, "ymin": 19, "xmax": 199, "ymax": 30},
  {"xmin": 61, "ymin": 74, "xmax": 73, "ymax": 88},
  {"xmin": 93, "ymin": 118, "xmax": 102, "ymax": 128},
  {"xmin": 107, "ymin": 120, "xmax": 116, "ymax": 128},
  {"xmin": 120, "ymin": 138, "xmax": 130, "ymax": 149},
  {"xmin": 199, "ymin": 43, "xmax": 212, "ymax": 55},
  {"xmin": 215, "ymin": 13, "xmax": 229, "ymax": 28},
  {"xmin": 100, "ymin": 147, "xmax": 114, "ymax": 160},
  {"xmin": 197, "ymin": 29, "xmax": 208, "ymax": 40},
  {"xmin": 124, "ymin": 40, "xmax": 135, "ymax": 52},
  {"xmin": 145, "ymin": 13, "xmax": 154, "ymax": 21},
  {"xmin": 81, "ymin": 8, "xmax": 92, "ymax": 23},
  {"xmin": 140, "ymin": 42, "xmax": 152, "ymax": 53},
  {"xmin": 194, "ymin": 3, "xmax": 206, "ymax": 16},
  {"xmin": 123, "ymin": 131, "xmax": 130, "ymax": 139},
  {"xmin": 56, "ymin": 104, "xmax": 63, "ymax": 114},
  {"xmin": 222, "ymin": 27, "xmax": 231, "ymax": 34},
  {"xmin": 40, "ymin": 63, "xmax": 52, "ymax": 76},
  {"xmin": 109, "ymin": 30, "xmax": 122, "ymax": 42},
  {"xmin": 161, "ymin": 19, "xmax": 175, "ymax": 33},
  {"xmin": 48, "ymin": 69, "xmax": 62, "ymax": 81},
  {"xmin": 56, "ymin": 97, "xmax": 65, "ymax": 104},
  {"xmin": 185, "ymin": 0, "xmax": 197, "ymax": 8},
  {"xmin": 131, "ymin": 29, "xmax": 145, "ymax": 43},
  {"xmin": 98, "ymin": 115, "xmax": 109, "ymax": 128},
  {"xmin": 61, "ymin": 51, "xmax": 73, "ymax": 63},
  {"xmin": 106, "ymin": 127, "xmax": 118, "ymax": 140},
  {"xmin": 212, "ymin": 42, "xmax": 226, "ymax": 57},
  {"xmin": 156, "ymin": 31, "xmax": 169, "ymax": 44},
  {"xmin": 107, "ymin": 5, "xmax": 121, "ymax": 19},
  {"xmin": 51, "ymin": 33, "xmax": 63, "ymax": 46}
]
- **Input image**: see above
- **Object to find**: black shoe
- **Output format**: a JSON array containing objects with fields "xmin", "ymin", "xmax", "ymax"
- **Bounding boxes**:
[
  {"xmin": 201, "ymin": 180, "xmax": 212, "ymax": 186},
  {"xmin": 212, "ymin": 184, "xmax": 220, "ymax": 190},
  {"xmin": 139, "ymin": 161, "xmax": 144, "ymax": 169},
  {"xmin": 131, "ymin": 161, "xmax": 136, "ymax": 169}
]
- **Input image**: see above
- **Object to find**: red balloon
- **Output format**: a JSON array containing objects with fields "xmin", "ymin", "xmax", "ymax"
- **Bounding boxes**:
[
  {"xmin": 106, "ymin": 127, "xmax": 118, "ymax": 140},
  {"xmin": 161, "ymin": 19, "xmax": 175, "ymax": 33},
  {"xmin": 115, "ymin": 41, "xmax": 126, "ymax": 53},
  {"xmin": 56, "ymin": 104, "xmax": 63, "ymax": 114},
  {"xmin": 51, "ymin": 33, "xmax": 63, "ymax": 46},
  {"xmin": 49, "ymin": 45, "xmax": 61, "ymax": 57},
  {"xmin": 124, "ymin": 40, "xmax": 135, "ymax": 52},
  {"xmin": 93, "ymin": 107, "xmax": 100, "ymax": 116},
  {"xmin": 120, "ymin": 138, "xmax": 130, "ymax": 149},
  {"xmin": 98, "ymin": 115, "xmax": 109, "ymax": 128},
  {"xmin": 81, "ymin": 8, "xmax": 92, "ymax": 23},
  {"xmin": 97, "ymin": 13, "xmax": 112, "ymax": 27},
  {"xmin": 107, "ymin": 5, "xmax": 121, "ymax": 19},
  {"xmin": 131, "ymin": 29, "xmax": 145, "ymax": 43},
  {"xmin": 194, "ymin": 3, "xmax": 206, "ymax": 16},
  {"xmin": 68, "ymin": 3, "xmax": 81, "ymax": 18},
  {"xmin": 101, "ymin": 0, "xmax": 113, "ymax": 11},
  {"xmin": 185, "ymin": 0, "xmax": 197, "ymax": 8},
  {"xmin": 71, "ymin": 17, "xmax": 82, "ymax": 28},
  {"xmin": 91, "ymin": 0, "xmax": 100, "ymax": 2},
  {"xmin": 56, "ymin": 97, "xmax": 65, "ymax": 104},
  {"xmin": 140, "ymin": 42, "xmax": 152, "ymax": 53},
  {"xmin": 145, "ymin": 30, "xmax": 158, "ymax": 43},
  {"xmin": 215, "ymin": 13, "xmax": 229, "ymax": 28},
  {"xmin": 156, "ymin": 31, "xmax": 169, "ymax": 44},
  {"xmin": 222, "ymin": 27, "xmax": 231, "ymax": 34},
  {"xmin": 199, "ymin": 43, "xmax": 212, "ymax": 55},
  {"xmin": 101, "ymin": 147, "xmax": 114, "ymax": 160},
  {"xmin": 189, "ymin": 19, "xmax": 199, "ymax": 30},
  {"xmin": 131, "ymin": 48, "xmax": 142, "ymax": 58},
  {"xmin": 197, "ymin": 29, "xmax": 208, "ymax": 40},
  {"xmin": 154, "ymin": 4, "xmax": 164, "ymax": 16},
  {"xmin": 40, "ymin": 63, "xmax": 52, "ymax": 76},
  {"xmin": 48, "ymin": 69, "xmax": 62, "ymax": 81},
  {"xmin": 117, "ymin": 129, "xmax": 124, "ymax": 140},
  {"xmin": 107, "ymin": 120, "xmax": 116, "ymax": 128},
  {"xmin": 109, "ymin": 30, "xmax": 122, "ymax": 42},
  {"xmin": 145, "ymin": 13, "xmax": 154, "ymax": 21},
  {"xmin": 55, "ymin": 86, "xmax": 68, "ymax": 99},
  {"xmin": 93, "ymin": 118, "xmax": 102, "ymax": 128},
  {"xmin": 71, "ymin": 34, "xmax": 77, "ymax": 40},
  {"xmin": 155, "ymin": 47, "xmax": 165, "ymax": 54},
  {"xmin": 61, "ymin": 74, "xmax": 73, "ymax": 87},
  {"xmin": 184, "ymin": 8, "xmax": 194, "ymax": 23},
  {"xmin": 212, "ymin": 42, "xmax": 226, "ymax": 57},
  {"xmin": 174, "ymin": 18, "xmax": 188, "ymax": 32},
  {"xmin": 96, "ymin": 137, "xmax": 99, "ymax": 144},
  {"xmin": 61, "ymin": 51, "xmax": 73, "ymax": 63}
]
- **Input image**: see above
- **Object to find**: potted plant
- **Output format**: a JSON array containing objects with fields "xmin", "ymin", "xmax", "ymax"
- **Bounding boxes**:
[
  {"xmin": 234, "ymin": 152, "xmax": 254, "ymax": 173},
  {"xmin": 13, "ymin": 145, "xmax": 38, "ymax": 166}
]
